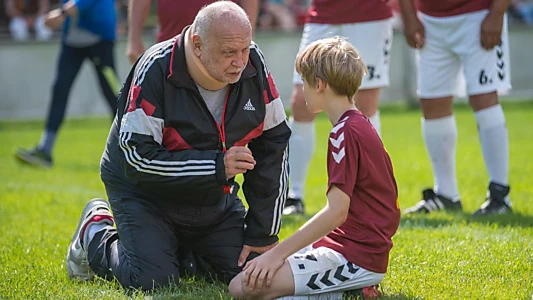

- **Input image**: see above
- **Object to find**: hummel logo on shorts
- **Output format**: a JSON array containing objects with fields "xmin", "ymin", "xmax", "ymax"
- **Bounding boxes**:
[{"xmin": 243, "ymin": 99, "xmax": 256, "ymax": 111}]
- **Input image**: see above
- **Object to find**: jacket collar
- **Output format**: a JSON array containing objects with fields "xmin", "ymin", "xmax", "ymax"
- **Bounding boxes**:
[{"xmin": 167, "ymin": 26, "xmax": 257, "ymax": 89}]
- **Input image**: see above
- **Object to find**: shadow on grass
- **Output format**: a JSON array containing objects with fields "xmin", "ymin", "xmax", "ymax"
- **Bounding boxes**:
[
  {"xmin": 400, "ymin": 211, "xmax": 533, "ymax": 229},
  {"xmin": 109, "ymin": 277, "xmax": 231, "ymax": 300},
  {"xmin": 88, "ymin": 267, "xmax": 422, "ymax": 300},
  {"xmin": 362, "ymin": 294, "xmax": 421, "ymax": 300}
]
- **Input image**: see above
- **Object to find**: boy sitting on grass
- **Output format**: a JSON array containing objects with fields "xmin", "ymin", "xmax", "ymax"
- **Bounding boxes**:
[{"xmin": 228, "ymin": 36, "xmax": 401, "ymax": 300}]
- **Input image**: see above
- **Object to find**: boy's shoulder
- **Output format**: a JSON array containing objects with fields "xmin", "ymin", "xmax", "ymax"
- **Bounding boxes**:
[{"xmin": 329, "ymin": 110, "xmax": 373, "ymax": 139}]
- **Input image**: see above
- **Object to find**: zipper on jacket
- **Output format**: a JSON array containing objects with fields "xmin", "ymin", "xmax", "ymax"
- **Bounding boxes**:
[
  {"xmin": 189, "ymin": 86, "xmax": 232, "ymax": 194},
  {"xmin": 190, "ymin": 87, "xmax": 231, "ymax": 152}
]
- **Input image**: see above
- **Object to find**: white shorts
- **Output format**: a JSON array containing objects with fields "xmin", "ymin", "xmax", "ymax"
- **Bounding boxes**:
[
  {"xmin": 292, "ymin": 20, "xmax": 393, "ymax": 90},
  {"xmin": 286, "ymin": 246, "xmax": 384, "ymax": 297},
  {"xmin": 418, "ymin": 10, "xmax": 512, "ymax": 98}
]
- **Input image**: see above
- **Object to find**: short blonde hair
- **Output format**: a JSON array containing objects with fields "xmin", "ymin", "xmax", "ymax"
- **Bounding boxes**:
[{"xmin": 295, "ymin": 37, "xmax": 368, "ymax": 101}]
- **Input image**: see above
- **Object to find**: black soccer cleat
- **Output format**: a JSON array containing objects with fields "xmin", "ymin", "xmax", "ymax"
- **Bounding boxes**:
[
  {"xmin": 403, "ymin": 188, "xmax": 462, "ymax": 214},
  {"xmin": 15, "ymin": 146, "xmax": 53, "ymax": 168},
  {"xmin": 283, "ymin": 198, "xmax": 305, "ymax": 215},
  {"xmin": 473, "ymin": 182, "xmax": 512, "ymax": 216}
]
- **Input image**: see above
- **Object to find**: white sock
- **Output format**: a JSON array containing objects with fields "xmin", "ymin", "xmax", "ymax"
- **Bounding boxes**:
[
  {"xmin": 422, "ymin": 115, "xmax": 460, "ymax": 201},
  {"xmin": 368, "ymin": 110, "xmax": 382, "ymax": 137},
  {"xmin": 288, "ymin": 118, "xmax": 315, "ymax": 200},
  {"xmin": 474, "ymin": 104, "xmax": 509, "ymax": 186},
  {"xmin": 38, "ymin": 130, "xmax": 57, "ymax": 155}
]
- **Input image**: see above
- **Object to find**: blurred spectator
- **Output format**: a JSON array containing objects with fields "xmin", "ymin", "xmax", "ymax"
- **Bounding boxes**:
[
  {"xmin": 511, "ymin": 0, "xmax": 533, "ymax": 25},
  {"xmin": 15, "ymin": 0, "xmax": 120, "ymax": 167},
  {"xmin": 115, "ymin": 0, "xmax": 127, "ymax": 36},
  {"xmin": 4, "ymin": 0, "xmax": 53, "ymax": 41},
  {"xmin": 126, "ymin": 0, "xmax": 259, "ymax": 64},
  {"xmin": 259, "ymin": 0, "xmax": 299, "ymax": 32}
]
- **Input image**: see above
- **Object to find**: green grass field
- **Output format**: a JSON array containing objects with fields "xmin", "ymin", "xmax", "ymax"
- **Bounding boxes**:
[{"xmin": 1, "ymin": 102, "xmax": 532, "ymax": 299}]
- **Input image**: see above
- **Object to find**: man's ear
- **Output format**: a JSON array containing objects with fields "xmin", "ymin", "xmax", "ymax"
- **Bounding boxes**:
[
  {"xmin": 316, "ymin": 78, "xmax": 327, "ymax": 93},
  {"xmin": 191, "ymin": 34, "xmax": 203, "ymax": 57}
]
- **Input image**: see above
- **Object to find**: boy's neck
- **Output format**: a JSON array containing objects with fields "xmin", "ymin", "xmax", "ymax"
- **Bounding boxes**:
[{"xmin": 323, "ymin": 94, "xmax": 357, "ymax": 125}]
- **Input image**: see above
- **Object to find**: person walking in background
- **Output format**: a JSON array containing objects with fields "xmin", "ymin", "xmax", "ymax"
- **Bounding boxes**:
[
  {"xmin": 4, "ymin": 0, "xmax": 53, "ymax": 41},
  {"xmin": 125, "ymin": 0, "xmax": 259, "ymax": 64},
  {"xmin": 15, "ymin": 0, "xmax": 120, "ymax": 168},
  {"xmin": 284, "ymin": 0, "xmax": 394, "ymax": 215}
]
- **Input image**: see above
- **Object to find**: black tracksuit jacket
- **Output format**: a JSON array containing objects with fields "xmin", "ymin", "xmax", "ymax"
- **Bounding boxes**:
[{"xmin": 100, "ymin": 29, "xmax": 291, "ymax": 247}]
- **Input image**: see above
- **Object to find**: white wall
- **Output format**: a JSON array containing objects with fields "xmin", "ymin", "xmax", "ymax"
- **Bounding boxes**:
[{"xmin": 1, "ymin": 29, "xmax": 532, "ymax": 120}]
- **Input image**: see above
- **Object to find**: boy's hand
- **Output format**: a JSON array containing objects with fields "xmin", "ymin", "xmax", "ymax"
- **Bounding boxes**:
[{"xmin": 242, "ymin": 250, "xmax": 284, "ymax": 291}]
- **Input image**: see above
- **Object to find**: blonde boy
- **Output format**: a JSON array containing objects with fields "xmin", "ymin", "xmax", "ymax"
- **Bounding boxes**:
[{"xmin": 228, "ymin": 37, "xmax": 400, "ymax": 300}]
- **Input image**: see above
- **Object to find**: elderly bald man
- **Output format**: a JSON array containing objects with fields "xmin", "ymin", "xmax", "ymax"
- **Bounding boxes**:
[{"xmin": 65, "ymin": 1, "xmax": 290, "ymax": 291}]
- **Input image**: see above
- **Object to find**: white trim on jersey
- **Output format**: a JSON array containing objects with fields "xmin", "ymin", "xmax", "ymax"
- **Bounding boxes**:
[
  {"xmin": 329, "ymin": 132, "xmax": 344, "ymax": 149},
  {"xmin": 264, "ymin": 98, "xmax": 287, "ymax": 131},
  {"xmin": 133, "ymin": 40, "xmax": 174, "ymax": 87},
  {"xmin": 250, "ymin": 42, "xmax": 269, "ymax": 80},
  {"xmin": 119, "ymin": 132, "xmax": 216, "ymax": 177},
  {"xmin": 120, "ymin": 109, "xmax": 165, "ymax": 144},
  {"xmin": 331, "ymin": 122, "xmax": 345, "ymax": 134},
  {"xmin": 270, "ymin": 145, "xmax": 289, "ymax": 236}
]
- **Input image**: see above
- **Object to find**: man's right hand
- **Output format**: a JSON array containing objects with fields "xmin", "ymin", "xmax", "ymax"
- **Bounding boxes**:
[
  {"xmin": 403, "ymin": 16, "xmax": 425, "ymax": 49},
  {"xmin": 224, "ymin": 146, "xmax": 256, "ymax": 179},
  {"xmin": 126, "ymin": 38, "xmax": 145, "ymax": 64}
]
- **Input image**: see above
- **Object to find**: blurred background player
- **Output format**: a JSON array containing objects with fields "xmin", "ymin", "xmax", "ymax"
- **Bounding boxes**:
[
  {"xmin": 284, "ymin": 0, "xmax": 394, "ymax": 215},
  {"xmin": 4, "ymin": 0, "xmax": 52, "ymax": 41},
  {"xmin": 399, "ymin": 0, "xmax": 513, "ymax": 216},
  {"xmin": 15, "ymin": 0, "xmax": 120, "ymax": 167},
  {"xmin": 126, "ymin": 0, "xmax": 259, "ymax": 64}
]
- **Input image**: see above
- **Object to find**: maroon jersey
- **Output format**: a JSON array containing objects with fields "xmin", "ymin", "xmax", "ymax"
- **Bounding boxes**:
[
  {"xmin": 307, "ymin": 0, "xmax": 392, "ymax": 25},
  {"xmin": 157, "ymin": 0, "xmax": 242, "ymax": 42},
  {"xmin": 418, "ymin": 0, "xmax": 491, "ymax": 17},
  {"xmin": 157, "ymin": 0, "xmax": 216, "ymax": 42},
  {"xmin": 15, "ymin": 0, "xmax": 39, "ymax": 15},
  {"xmin": 313, "ymin": 110, "xmax": 400, "ymax": 274}
]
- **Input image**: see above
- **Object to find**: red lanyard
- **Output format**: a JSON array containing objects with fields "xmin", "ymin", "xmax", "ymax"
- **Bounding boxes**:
[
  {"xmin": 214, "ymin": 87, "xmax": 231, "ymax": 153},
  {"xmin": 215, "ymin": 87, "xmax": 232, "ymax": 194}
]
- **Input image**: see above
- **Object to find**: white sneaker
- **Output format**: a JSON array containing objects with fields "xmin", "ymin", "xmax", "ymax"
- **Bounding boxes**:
[{"xmin": 66, "ymin": 198, "xmax": 114, "ymax": 281}]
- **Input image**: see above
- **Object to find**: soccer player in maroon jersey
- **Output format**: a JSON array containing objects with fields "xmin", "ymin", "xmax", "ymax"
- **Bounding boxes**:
[
  {"xmin": 285, "ymin": 0, "xmax": 394, "ymax": 216},
  {"xmin": 228, "ymin": 37, "xmax": 400, "ymax": 300},
  {"xmin": 126, "ymin": 0, "xmax": 259, "ymax": 64},
  {"xmin": 399, "ymin": 0, "xmax": 513, "ymax": 216}
]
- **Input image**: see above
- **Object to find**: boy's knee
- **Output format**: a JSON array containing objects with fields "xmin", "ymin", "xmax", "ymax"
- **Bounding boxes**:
[
  {"xmin": 228, "ymin": 276, "xmax": 245, "ymax": 299},
  {"xmin": 228, "ymin": 275, "xmax": 266, "ymax": 299}
]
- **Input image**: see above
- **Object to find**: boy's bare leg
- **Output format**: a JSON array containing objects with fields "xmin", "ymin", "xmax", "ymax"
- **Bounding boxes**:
[{"xmin": 229, "ymin": 261, "xmax": 295, "ymax": 300}]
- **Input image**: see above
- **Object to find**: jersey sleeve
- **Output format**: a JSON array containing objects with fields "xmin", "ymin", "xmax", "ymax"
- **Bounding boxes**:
[{"xmin": 327, "ymin": 122, "xmax": 359, "ymax": 197}]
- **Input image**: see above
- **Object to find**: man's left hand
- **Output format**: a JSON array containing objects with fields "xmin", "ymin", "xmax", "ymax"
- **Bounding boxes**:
[
  {"xmin": 480, "ymin": 12, "xmax": 504, "ymax": 50},
  {"xmin": 237, "ymin": 242, "xmax": 278, "ymax": 267}
]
